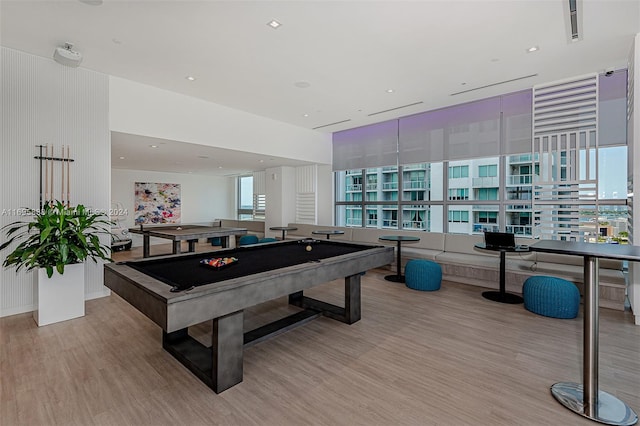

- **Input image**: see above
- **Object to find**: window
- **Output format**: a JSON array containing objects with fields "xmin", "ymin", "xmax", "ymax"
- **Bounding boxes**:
[
  {"xmin": 237, "ymin": 175, "xmax": 253, "ymax": 220},
  {"xmin": 448, "ymin": 165, "xmax": 469, "ymax": 179},
  {"xmin": 448, "ymin": 210, "xmax": 469, "ymax": 223},
  {"xmin": 448, "ymin": 188, "xmax": 469, "ymax": 200},
  {"xmin": 476, "ymin": 188, "xmax": 498, "ymax": 200},
  {"xmin": 478, "ymin": 164, "xmax": 497, "ymax": 177}
]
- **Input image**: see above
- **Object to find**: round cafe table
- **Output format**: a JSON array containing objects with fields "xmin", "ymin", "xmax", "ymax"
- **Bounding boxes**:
[
  {"xmin": 312, "ymin": 230, "xmax": 345, "ymax": 240},
  {"xmin": 269, "ymin": 226, "xmax": 297, "ymax": 240},
  {"xmin": 378, "ymin": 235, "xmax": 420, "ymax": 283}
]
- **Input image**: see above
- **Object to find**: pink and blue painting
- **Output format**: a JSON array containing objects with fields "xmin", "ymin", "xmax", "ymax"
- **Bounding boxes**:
[{"xmin": 134, "ymin": 182, "xmax": 181, "ymax": 224}]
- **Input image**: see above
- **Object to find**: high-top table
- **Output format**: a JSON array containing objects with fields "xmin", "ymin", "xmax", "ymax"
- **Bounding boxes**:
[
  {"xmin": 378, "ymin": 235, "xmax": 420, "ymax": 283},
  {"xmin": 530, "ymin": 240, "xmax": 639, "ymax": 426}
]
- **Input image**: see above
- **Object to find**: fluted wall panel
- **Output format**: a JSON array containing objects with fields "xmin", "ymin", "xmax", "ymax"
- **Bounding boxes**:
[{"xmin": 1, "ymin": 47, "xmax": 110, "ymax": 317}]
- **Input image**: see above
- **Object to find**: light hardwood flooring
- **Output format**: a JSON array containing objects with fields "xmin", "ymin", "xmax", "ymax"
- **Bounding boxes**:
[{"xmin": 1, "ymin": 243, "xmax": 639, "ymax": 425}]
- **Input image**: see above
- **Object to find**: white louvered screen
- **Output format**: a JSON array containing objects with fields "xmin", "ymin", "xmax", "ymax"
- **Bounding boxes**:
[
  {"xmin": 252, "ymin": 171, "xmax": 266, "ymax": 219},
  {"xmin": 532, "ymin": 74, "xmax": 599, "ymax": 241},
  {"xmin": 627, "ymin": 49, "xmax": 635, "ymax": 245},
  {"xmin": 295, "ymin": 165, "xmax": 317, "ymax": 224}
]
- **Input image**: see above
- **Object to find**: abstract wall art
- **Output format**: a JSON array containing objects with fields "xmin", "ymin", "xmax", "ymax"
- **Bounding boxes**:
[{"xmin": 134, "ymin": 182, "xmax": 181, "ymax": 224}]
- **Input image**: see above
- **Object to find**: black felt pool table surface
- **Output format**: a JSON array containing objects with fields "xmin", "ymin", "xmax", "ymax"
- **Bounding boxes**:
[{"xmin": 125, "ymin": 240, "xmax": 372, "ymax": 290}]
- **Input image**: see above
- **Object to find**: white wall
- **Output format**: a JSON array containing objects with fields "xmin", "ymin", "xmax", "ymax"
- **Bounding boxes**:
[
  {"xmin": 111, "ymin": 168, "xmax": 234, "ymax": 247},
  {"xmin": 1, "ymin": 47, "xmax": 111, "ymax": 317},
  {"xmin": 109, "ymin": 77, "xmax": 332, "ymax": 165}
]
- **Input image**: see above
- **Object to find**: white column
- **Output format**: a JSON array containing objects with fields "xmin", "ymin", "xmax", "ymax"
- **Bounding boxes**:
[{"xmin": 628, "ymin": 34, "xmax": 640, "ymax": 325}]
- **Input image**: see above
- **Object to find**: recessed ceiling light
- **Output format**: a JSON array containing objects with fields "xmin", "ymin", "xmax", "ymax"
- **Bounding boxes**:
[
  {"xmin": 112, "ymin": 38, "xmax": 123, "ymax": 45},
  {"xmin": 78, "ymin": 0, "xmax": 103, "ymax": 5},
  {"xmin": 303, "ymin": 113, "xmax": 309, "ymax": 117},
  {"xmin": 186, "ymin": 76, "xmax": 196, "ymax": 81},
  {"xmin": 197, "ymin": 155, "xmax": 209, "ymax": 159},
  {"xmin": 294, "ymin": 81, "xmax": 311, "ymax": 88},
  {"xmin": 149, "ymin": 145, "xmax": 158, "ymax": 148},
  {"xmin": 386, "ymin": 89, "xmax": 394, "ymax": 93},
  {"xmin": 527, "ymin": 46, "xmax": 539, "ymax": 53},
  {"xmin": 218, "ymin": 166, "xmax": 223, "ymax": 169},
  {"xmin": 267, "ymin": 20, "xmax": 282, "ymax": 29},
  {"xmin": 119, "ymin": 156, "xmax": 125, "ymax": 160}
]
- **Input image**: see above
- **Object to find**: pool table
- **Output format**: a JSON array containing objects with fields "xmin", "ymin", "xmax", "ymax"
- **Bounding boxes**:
[
  {"xmin": 128, "ymin": 224, "xmax": 248, "ymax": 258},
  {"xmin": 104, "ymin": 239, "xmax": 394, "ymax": 393}
]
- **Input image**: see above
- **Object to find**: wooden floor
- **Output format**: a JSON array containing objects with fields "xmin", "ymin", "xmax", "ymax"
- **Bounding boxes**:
[{"xmin": 1, "ymin": 243, "xmax": 639, "ymax": 425}]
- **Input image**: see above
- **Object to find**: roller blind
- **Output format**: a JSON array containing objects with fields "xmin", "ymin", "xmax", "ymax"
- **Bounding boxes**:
[
  {"xmin": 501, "ymin": 90, "xmax": 533, "ymax": 155},
  {"xmin": 332, "ymin": 119, "xmax": 398, "ymax": 171},
  {"xmin": 398, "ymin": 97, "xmax": 501, "ymax": 163},
  {"xmin": 598, "ymin": 70, "xmax": 627, "ymax": 147}
]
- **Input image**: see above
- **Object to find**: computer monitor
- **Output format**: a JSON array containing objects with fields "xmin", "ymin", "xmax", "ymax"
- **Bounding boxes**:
[{"xmin": 484, "ymin": 231, "xmax": 516, "ymax": 249}]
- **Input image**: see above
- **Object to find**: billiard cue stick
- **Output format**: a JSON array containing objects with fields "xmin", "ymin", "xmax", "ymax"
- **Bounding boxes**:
[
  {"xmin": 61, "ymin": 145, "xmax": 65, "ymax": 204},
  {"xmin": 44, "ymin": 144, "xmax": 48, "ymax": 206},
  {"xmin": 50, "ymin": 144, "xmax": 54, "ymax": 205},
  {"xmin": 66, "ymin": 145, "xmax": 70, "ymax": 206}
]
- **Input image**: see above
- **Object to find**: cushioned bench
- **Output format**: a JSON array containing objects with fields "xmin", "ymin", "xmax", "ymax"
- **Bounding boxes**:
[{"xmin": 285, "ymin": 223, "xmax": 627, "ymax": 310}]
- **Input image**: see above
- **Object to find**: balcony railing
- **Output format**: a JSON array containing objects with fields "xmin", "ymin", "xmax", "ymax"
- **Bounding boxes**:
[
  {"xmin": 382, "ymin": 167, "xmax": 397, "ymax": 172},
  {"xmin": 382, "ymin": 219, "xmax": 398, "ymax": 227},
  {"xmin": 382, "ymin": 182, "xmax": 398, "ymax": 190},
  {"xmin": 402, "ymin": 220, "xmax": 426, "ymax": 230},
  {"xmin": 472, "ymin": 176, "xmax": 499, "ymax": 187},
  {"xmin": 403, "ymin": 180, "xmax": 426, "ymax": 190},
  {"xmin": 507, "ymin": 174, "xmax": 535, "ymax": 185},
  {"xmin": 366, "ymin": 183, "xmax": 378, "ymax": 191},
  {"xmin": 403, "ymin": 164, "xmax": 427, "ymax": 171},
  {"xmin": 346, "ymin": 218, "xmax": 362, "ymax": 226},
  {"xmin": 346, "ymin": 184, "xmax": 362, "ymax": 191},
  {"xmin": 505, "ymin": 225, "xmax": 532, "ymax": 235}
]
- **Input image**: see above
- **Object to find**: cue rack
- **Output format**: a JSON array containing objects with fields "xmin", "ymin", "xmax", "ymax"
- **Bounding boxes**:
[{"xmin": 34, "ymin": 144, "xmax": 75, "ymax": 210}]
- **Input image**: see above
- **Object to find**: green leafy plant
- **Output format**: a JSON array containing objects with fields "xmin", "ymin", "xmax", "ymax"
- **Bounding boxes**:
[{"xmin": 1, "ymin": 201, "xmax": 113, "ymax": 278}]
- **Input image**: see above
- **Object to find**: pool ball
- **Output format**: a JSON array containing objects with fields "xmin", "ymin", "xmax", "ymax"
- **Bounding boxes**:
[{"xmin": 306, "ymin": 245, "xmax": 312, "ymax": 252}]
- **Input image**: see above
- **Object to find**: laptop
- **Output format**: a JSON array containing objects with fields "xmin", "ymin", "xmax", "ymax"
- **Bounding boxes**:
[{"xmin": 484, "ymin": 231, "xmax": 516, "ymax": 249}]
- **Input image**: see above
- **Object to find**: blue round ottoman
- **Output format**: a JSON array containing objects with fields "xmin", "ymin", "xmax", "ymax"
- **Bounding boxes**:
[
  {"xmin": 523, "ymin": 276, "xmax": 580, "ymax": 319},
  {"xmin": 405, "ymin": 260, "xmax": 442, "ymax": 291}
]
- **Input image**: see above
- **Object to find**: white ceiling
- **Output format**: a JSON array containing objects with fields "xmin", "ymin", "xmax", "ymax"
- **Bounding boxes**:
[{"xmin": 2, "ymin": 0, "xmax": 639, "ymax": 176}]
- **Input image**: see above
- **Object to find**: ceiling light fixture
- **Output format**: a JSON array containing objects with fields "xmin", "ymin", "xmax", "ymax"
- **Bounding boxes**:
[
  {"xmin": 386, "ymin": 89, "xmax": 394, "ymax": 93},
  {"xmin": 303, "ymin": 113, "xmax": 309, "ymax": 117},
  {"xmin": 267, "ymin": 20, "xmax": 282, "ymax": 29},
  {"xmin": 78, "ymin": 0, "xmax": 103, "ymax": 5},
  {"xmin": 186, "ymin": 76, "xmax": 196, "ymax": 81},
  {"xmin": 119, "ymin": 156, "xmax": 125, "ymax": 160},
  {"xmin": 527, "ymin": 46, "xmax": 539, "ymax": 53},
  {"xmin": 149, "ymin": 145, "xmax": 158, "ymax": 148},
  {"xmin": 294, "ymin": 81, "xmax": 310, "ymax": 88}
]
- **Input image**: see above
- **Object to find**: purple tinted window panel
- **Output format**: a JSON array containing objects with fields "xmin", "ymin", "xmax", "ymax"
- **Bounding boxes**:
[{"xmin": 332, "ymin": 119, "xmax": 398, "ymax": 171}]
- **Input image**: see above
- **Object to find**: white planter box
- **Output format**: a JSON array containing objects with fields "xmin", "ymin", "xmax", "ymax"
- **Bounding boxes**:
[{"xmin": 34, "ymin": 263, "xmax": 85, "ymax": 326}]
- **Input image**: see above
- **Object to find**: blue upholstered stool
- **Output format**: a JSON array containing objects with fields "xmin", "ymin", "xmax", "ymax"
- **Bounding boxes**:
[
  {"xmin": 259, "ymin": 237, "xmax": 278, "ymax": 243},
  {"xmin": 405, "ymin": 259, "xmax": 442, "ymax": 291},
  {"xmin": 523, "ymin": 276, "xmax": 580, "ymax": 319},
  {"xmin": 239, "ymin": 235, "xmax": 259, "ymax": 246}
]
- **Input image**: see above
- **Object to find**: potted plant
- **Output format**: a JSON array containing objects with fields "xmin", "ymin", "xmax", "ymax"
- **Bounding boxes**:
[{"xmin": 1, "ymin": 201, "xmax": 113, "ymax": 326}]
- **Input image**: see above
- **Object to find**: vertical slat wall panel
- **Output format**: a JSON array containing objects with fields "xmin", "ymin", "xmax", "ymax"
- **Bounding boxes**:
[
  {"xmin": 295, "ymin": 165, "xmax": 317, "ymax": 224},
  {"xmin": 1, "ymin": 47, "xmax": 110, "ymax": 317},
  {"xmin": 532, "ymin": 74, "xmax": 599, "ymax": 241}
]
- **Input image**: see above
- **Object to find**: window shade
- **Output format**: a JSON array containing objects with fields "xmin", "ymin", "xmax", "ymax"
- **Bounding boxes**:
[
  {"xmin": 332, "ymin": 119, "xmax": 398, "ymax": 171},
  {"xmin": 501, "ymin": 90, "xmax": 533, "ymax": 155},
  {"xmin": 398, "ymin": 97, "xmax": 501, "ymax": 163},
  {"xmin": 598, "ymin": 70, "xmax": 627, "ymax": 147}
]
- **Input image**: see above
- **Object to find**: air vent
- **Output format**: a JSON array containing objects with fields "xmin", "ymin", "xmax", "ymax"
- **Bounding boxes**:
[
  {"xmin": 450, "ymin": 74, "xmax": 538, "ymax": 96},
  {"xmin": 367, "ymin": 101, "xmax": 424, "ymax": 117},
  {"xmin": 312, "ymin": 119, "xmax": 352, "ymax": 130},
  {"xmin": 569, "ymin": 0, "xmax": 579, "ymax": 40}
]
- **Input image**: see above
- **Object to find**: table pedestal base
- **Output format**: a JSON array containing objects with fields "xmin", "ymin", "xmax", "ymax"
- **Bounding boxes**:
[
  {"xmin": 384, "ymin": 274, "xmax": 405, "ymax": 283},
  {"xmin": 551, "ymin": 382, "xmax": 638, "ymax": 426},
  {"xmin": 481, "ymin": 291, "xmax": 523, "ymax": 304}
]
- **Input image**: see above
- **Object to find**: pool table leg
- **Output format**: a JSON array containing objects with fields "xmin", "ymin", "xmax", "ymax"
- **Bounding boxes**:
[
  {"xmin": 212, "ymin": 310, "xmax": 244, "ymax": 393},
  {"xmin": 287, "ymin": 274, "xmax": 361, "ymax": 325},
  {"xmin": 162, "ymin": 310, "xmax": 244, "ymax": 394}
]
